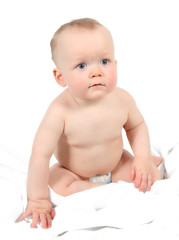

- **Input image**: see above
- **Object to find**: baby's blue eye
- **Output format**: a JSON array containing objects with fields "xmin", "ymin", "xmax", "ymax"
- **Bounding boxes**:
[
  {"xmin": 100, "ymin": 59, "xmax": 108, "ymax": 65},
  {"xmin": 77, "ymin": 63, "xmax": 87, "ymax": 69}
]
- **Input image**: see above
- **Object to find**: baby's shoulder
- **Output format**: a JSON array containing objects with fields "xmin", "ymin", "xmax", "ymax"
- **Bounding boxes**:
[
  {"xmin": 46, "ymin": 90, "xmax": 71, "ymax": 116},
  {"xmin": 51, "ymin": 89, "xmax": 72, "ymax": 107},
  {"xmin": 114, "ymin": 87, "xmax": 135, "ymax": 102}
]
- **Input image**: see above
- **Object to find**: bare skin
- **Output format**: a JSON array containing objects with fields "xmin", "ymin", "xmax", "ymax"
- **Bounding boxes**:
[
  {"xmin": 20, "ymin": 24, "xmax": 162, "ymax": 229},
  {"xmin": 49, "ymin": 149, "xmax": 162, "ymax": 197}
]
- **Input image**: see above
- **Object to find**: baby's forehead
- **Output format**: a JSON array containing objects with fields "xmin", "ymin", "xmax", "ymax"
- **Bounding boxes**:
[
  {"xmin": 57, "ymin": 26, "xmax": 112, "ymax": 47},
  {"xmin": 52, "ymin": 26, "xmax": 114, "ymax": 66}
]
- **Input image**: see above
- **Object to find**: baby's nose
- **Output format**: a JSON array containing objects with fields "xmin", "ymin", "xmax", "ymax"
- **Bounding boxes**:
[{"xmin": 89, "ymin": 66, "xmax": 103, "ymax": 78}]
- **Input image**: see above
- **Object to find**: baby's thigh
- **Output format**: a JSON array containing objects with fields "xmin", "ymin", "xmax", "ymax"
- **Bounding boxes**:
[
  {"xmin": 112, "ymin": 150, "xmax": 133, "ymax": 183},
  {"xmin": 49, "ymin": 163, "xmax": 82, "ymax": 196}
]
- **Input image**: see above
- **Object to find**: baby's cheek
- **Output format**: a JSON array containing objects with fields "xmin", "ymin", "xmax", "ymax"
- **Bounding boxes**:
[
  {"xmin": 68, "ymin": 78, "xmax": 87, "ymax": 97},
  {"xmin": 108, "ymin": 72, "xmax": 117, "ymax": 89}
]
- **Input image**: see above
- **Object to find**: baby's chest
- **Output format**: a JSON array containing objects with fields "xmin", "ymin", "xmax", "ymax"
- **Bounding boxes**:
[{"xmin": 64, "ymin": 107, "xmax": 127, "ymax": 145}]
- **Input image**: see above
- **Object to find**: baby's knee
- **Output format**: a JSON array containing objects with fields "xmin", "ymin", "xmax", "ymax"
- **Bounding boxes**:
[
  {"xmin": 111, "ymin": 150, "xmax": 133, "ymax": 183},
  {"xmin": 49, "ymin": 165, "xmax": 79, "ymax": 196}
]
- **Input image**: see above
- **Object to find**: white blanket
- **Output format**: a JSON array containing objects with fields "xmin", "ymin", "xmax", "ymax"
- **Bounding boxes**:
[{"xmin": 1, "ymin": 143, "xmax": 179, "ymax": 240}]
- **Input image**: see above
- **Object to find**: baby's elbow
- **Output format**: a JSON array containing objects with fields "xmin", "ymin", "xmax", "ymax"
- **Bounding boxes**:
[{"xmin": 124, "ymin": 119, "xmax": 146, "ymax": 133}]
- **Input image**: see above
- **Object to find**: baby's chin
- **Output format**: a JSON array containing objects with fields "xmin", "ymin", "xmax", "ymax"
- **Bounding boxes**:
[{"xmin": 87, "ymin": 89, "xmax": 110, "ymax": 100}]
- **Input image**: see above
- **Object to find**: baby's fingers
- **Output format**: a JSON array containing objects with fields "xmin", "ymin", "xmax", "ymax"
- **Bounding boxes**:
[
  {"xmin": 134, "ymin": 174, "xmax": 142, "ymax": 189},
  {"xmin": 139, "ymin": 175, "xmax": 153, "ymax": 192},
  {"xmin": 50, "ymin": 208, "xmax": 55, "ymax": 220},
  {"xmin": 46, "ymin": 213, "xmax": 53, "ymax": 228},
  {"xmin": 40, "ymin": 213, "xmax": 52, "ymax": 229},
  {"xmin": 40, "ymin": 213, "xmax": 48, "ymax": 229},
  {"xmin": 130, "ymin": 166, "xmax": 135, "ymax": 182},
  {"xmin": 19, "ymin": 209, "xmax": 32, "ymax": 221},
  {"xmin": 139, "ymin": 175, "xmax": 147, "ymax": 192},
  {"xmin": 146, "ymin": 175, "xmax": 153, "ymax": 192},
  {"xmin": 31, "ymin": 212, "xmax": 39, "ymax": 228}
]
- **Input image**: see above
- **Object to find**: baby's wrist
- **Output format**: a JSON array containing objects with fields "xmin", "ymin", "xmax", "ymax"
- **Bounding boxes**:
[{"xmin": 134, "ymin": 155, "xmax": 152, "ymax": 161}]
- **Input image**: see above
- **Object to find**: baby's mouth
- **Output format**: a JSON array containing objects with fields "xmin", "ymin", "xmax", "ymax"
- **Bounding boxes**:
[{"xmin": 89, "ymin": 83, "xmax": 105, "ymax": 88}]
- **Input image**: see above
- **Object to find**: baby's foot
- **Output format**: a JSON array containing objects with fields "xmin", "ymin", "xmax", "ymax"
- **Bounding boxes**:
[{"xmin": 152, "ymin": 156, "xmax": 163, "ymax": 167}]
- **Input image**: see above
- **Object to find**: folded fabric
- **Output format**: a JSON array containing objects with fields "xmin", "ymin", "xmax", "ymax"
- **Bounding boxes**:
[
  {"xmin": 51, "ymin": 179, "xmax": 179, "ymax": 236},
  {"xmin": 1, "ymin": 143, "xmax": 179, "ymax": 239}
]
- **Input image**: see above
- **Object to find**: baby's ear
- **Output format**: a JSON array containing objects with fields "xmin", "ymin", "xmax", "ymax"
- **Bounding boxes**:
[{"xmin": 53, "ymin": 68, "xmax": 66, "ymax": 87}]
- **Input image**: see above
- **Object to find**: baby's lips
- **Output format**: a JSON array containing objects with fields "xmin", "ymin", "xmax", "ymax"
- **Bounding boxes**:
[{"xmin": 89, "ymin": 83, "xmax": 105, "ymax": 88}]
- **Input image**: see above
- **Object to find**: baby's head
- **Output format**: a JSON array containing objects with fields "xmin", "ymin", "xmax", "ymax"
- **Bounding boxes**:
[
  {"xmin": 51, "ymin": 18, "xmax": 103, "ymax": 66},
  {"xmin": 50, "ymin": 18, "xmax": 115, "ymax": 69},
  {"xmin": 50, "ymin": 18, "xmax": 117, "ymax": 101}
]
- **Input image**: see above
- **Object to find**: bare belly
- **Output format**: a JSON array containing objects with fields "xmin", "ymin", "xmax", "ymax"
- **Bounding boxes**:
[{"xmin": 54, "ymin": 136, "xmax": 123, "ymax": 178}]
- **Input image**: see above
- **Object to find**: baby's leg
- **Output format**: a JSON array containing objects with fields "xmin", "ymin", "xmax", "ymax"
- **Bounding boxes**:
[
  {"xmin": 49, "ymin": 163, "xmax": 105, "ymax": 196},
  {"xmin": 112, "ymin": 150, "xmax": 163, "ymax": 183}
]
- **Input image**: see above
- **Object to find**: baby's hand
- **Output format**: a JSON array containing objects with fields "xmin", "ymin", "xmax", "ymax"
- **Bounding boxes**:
[
  {"xmin": 130, "ymin": 157, "xmax": 161, "ymax": 192},
  {"xmin": 19, "ymin": 199, "xmax": 55, "ymax": 229}
]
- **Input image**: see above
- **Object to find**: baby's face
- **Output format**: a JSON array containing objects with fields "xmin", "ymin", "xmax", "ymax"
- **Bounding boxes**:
[{"xmin": 55, "ymin": 26, "xmax": 117, "ymax": 101}]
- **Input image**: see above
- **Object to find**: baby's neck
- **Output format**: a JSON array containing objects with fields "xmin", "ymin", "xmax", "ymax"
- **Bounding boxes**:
[{"xmin": 72, "ymin": 94, "xmax": 109, "ymax": 108}]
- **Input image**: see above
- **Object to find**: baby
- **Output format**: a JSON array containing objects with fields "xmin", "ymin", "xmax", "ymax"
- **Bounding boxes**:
[{"xmin": 20, "ymin": 18, "xmax": 162, "ymax": 229}]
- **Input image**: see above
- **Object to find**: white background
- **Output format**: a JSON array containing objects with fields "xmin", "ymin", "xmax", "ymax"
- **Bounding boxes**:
[{"xmin": 0, "ymin": 0, "xmax": 179, "ymax": 162}]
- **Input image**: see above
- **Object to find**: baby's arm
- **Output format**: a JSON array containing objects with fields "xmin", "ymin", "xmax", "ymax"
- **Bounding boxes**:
[
  {"xmin": 20, "ymin": 101, "xmax": 65, "ymax": 228},
  {"xmin": 123, "ymin": 93, "xmax": 160, "ymax": 191}
]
